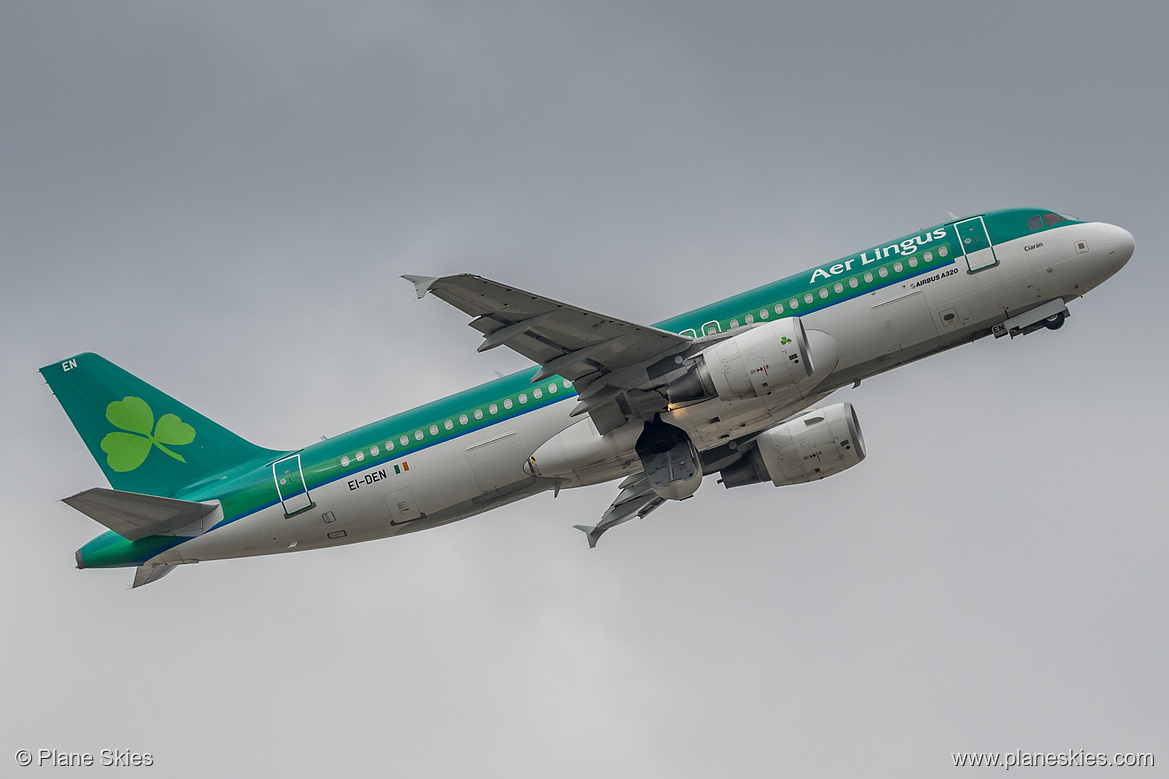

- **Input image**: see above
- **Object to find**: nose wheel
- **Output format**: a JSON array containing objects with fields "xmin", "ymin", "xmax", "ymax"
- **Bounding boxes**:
[{"xmin": 1044, "ymin": 311, "xmax": 1066, "ymax": 330}]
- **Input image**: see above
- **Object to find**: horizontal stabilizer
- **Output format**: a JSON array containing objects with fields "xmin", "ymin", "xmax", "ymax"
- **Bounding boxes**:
[
  {"xmin": 63, "ymin": 488, "xmax": 218, "ymax": 541},
  {"xmin": 131, "ymin": 563, "xmax": 177, "ymax": 589}
]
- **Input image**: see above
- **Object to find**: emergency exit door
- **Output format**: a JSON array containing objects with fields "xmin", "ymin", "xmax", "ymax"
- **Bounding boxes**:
[{"xmin": 273, "ymin": 454, "xmax": 314, "ymax": 517}]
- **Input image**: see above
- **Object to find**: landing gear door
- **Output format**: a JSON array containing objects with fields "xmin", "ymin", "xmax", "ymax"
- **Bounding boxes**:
[{"xmin": 955, "ymin": 216, "xmax": 998, "ymax": 272}]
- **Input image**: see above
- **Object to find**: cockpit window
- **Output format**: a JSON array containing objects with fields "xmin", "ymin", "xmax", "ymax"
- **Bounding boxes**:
[
  {"xmin": 1027, "ymin": 215, "xmax": 1043, "ymax": 230},
  {"xmin": 1043, "ymin": 212, "xmax": 1066, "ymax": 226}
]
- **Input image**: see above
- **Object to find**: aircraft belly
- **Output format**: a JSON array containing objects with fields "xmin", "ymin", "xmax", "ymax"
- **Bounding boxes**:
[
  {"xmin": 670, "ymin": 396, "xmax": 781, "ymax": 450},
  {"xmin": 156, "ymin": 503, "xmax": 290, "ymax": 562}
]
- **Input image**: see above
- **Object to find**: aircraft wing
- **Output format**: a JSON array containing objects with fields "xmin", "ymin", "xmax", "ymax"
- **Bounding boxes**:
[
  {"xmin": 405, "ymin": 274, "xmax": 697, "ymax": 433},
  {"xmin": 573, "ymin": 472, "xmax": 665, "ymax": 548}
]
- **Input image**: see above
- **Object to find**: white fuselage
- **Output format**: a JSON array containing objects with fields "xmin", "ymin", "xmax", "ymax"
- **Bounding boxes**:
[{"xmin": 152, "ymin": 221, "xmax": 1130, "ymax": 566}]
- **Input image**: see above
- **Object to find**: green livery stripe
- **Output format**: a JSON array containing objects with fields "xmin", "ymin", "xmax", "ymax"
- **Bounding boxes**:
[{"xmin": 657, "ymin": 233, "xmax": 957, "ymax": 336}]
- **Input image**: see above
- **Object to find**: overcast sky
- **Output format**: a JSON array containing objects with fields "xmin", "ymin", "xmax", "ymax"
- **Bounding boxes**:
[{"xmin": 3, "ymin": 2, "xmax": 1166, "ymax": 776}]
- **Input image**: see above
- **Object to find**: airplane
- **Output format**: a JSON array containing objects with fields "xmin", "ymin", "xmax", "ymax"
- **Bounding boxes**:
[{"xmin": 40, "ymin": 208, "xmax": 1134, "ymax": 587}]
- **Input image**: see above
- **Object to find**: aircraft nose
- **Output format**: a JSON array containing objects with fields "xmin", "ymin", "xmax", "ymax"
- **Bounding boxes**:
[{"xmin": 1101, "ymin": 223, "xmax": 1135, "ymax": 273}]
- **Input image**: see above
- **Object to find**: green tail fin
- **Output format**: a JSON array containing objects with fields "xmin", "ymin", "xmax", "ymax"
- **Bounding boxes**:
[{"xmin": 41, "ymin": 353, "xmax": 281, "ymax": 497}]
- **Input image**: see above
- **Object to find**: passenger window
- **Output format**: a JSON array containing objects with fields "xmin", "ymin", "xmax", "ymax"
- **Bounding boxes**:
[
  {"xmin": 1043, "ymin": 213, "xmax": 1066, "ymax": 226},
  {"xmin": 1027, "ymin": 215, "xmax": 1042, "ymax": 230}
]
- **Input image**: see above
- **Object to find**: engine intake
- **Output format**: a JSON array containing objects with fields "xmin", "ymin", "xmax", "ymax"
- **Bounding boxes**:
[
  {"xmin": 720, "ymin": 402, "xmax": 866, "ymax": 488},
  {"xmin": 668, "ymin": 318, "xmax": 813, "ymax": 403}
]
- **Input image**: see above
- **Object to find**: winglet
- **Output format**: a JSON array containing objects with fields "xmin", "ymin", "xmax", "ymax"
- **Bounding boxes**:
[
  {"xmin": 402, "ymin": 274, "xmax": 438, "ymax": 299},
  {"xmin": 573, "ymin": 524, "xmax": 604, "ymax": 549}
]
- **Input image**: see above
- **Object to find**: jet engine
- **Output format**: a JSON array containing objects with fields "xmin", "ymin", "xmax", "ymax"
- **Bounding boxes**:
[
  {"xmin": 719, "ymin": 402, "xmax": 866, "ymax": 488},
  {"xmin": 667, "ymin": 318, "xmax": 814, "ymax": 403}
]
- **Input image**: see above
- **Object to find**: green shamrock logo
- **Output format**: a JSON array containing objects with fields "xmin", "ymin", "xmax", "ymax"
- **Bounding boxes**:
[
  {"xmin": 780, "ymin": 336, "xmax": 792, "ymax": 345},
  {"xmin": 99, "ymin": 397, "xmax": 196, "ymax": 472}
]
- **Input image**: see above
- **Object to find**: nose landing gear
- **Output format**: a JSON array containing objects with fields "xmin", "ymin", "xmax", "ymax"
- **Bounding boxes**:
[{"xmin": 992, "ymin": 299, "xmax": 1070, "ymax": 339}]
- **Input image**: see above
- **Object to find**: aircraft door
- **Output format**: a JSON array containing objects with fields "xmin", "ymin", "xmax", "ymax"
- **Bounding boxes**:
[
  {"xmin": 273, "ymin": 454, "xmax": 314, "ymax": 517},
  {"xmin": 955, "ymin": 216, "xmax": 998, "ymax": 272}
]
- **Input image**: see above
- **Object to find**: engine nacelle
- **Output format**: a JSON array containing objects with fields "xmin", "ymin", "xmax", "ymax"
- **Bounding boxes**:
[
  {"xmin": 668, "ymin": 318, "xmax": 813, "ymax": 403},
  {"xmin": 719, "ymin": 402, "xmax": 866, "ymax": 488}
]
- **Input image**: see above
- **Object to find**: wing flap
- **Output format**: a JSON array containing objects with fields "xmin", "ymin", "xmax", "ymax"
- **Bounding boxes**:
[
  {"xmin": 414, "ymin": 274, "xmax": 691, "ymax": 381},
  {"xmin": 63, "ymin": 488, "xmax": 219, "ymax": 541}
]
